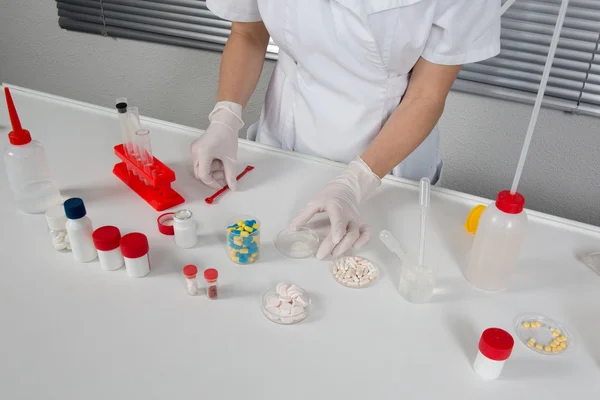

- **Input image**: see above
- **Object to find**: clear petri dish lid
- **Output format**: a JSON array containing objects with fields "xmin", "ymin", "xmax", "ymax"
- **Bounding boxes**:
[
  {"xmin": 275, "ymin": 227, "xmax": 319, "ymax": 259},
  {"xmin": 514, "ymin": 313, "xmax": 572, "ymax": 356}
]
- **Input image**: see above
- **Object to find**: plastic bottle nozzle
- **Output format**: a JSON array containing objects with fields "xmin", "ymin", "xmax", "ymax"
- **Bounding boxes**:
[{"xmin": 4, "ymin": 87, "xmax": 32, "ymax": 145}]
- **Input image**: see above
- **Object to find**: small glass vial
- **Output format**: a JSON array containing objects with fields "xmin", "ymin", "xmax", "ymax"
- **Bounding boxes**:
[
  {"xmin": 204, "ymin": 268, "xmax": 219, "ymax": 299},
  {"xmin": 45, "ymin": 205, "xmax": 71, "ymax": 252},
  {"xmin": 183, "ymin": 264, "xmax": 199, "ymax": 296},
  {"xmin": 173, "ymin": 209, "xmax": 197, "ymax": 249},
  {"xmin": 120, "ymin": 232, "xmax": 150, "ymax": 278},
  {"xmin": 64, "ymin": 198, "xmax": 97, "ymax": 262},
  {"xmin": 398, "ymin": 263, "xmax": 439, "ymax": 304},
  {"xmin": 474, "ymin": 328, "xmax": 514, "ymax": 380},
  {"xmin": 92, "ymin": 226, "xmax": 124, "ymax": 271}
]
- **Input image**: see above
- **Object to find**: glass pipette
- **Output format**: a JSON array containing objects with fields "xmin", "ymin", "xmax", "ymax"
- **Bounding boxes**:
[{"xmin": 418, "ymin": 178, "xmax": 430, "ymax": 267}]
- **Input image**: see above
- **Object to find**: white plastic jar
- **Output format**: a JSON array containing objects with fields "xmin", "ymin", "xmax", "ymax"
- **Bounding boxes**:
[
  {"xmin": 120, "ymin": 232, "xmax": 150, "ymax": 278},
  {"xmin": 474, "ymin": 328, "xmax": 514, "ymax": 380},
  {"xmin": 45, "ymin": 205, "xmax": 71, "ymax": 252},
  {"xmin": 92, "ymin": 226, "xmax": 124, "ymax": 271},
  {"xmin": 64, "ymin": 198, "xmax": 97, "ymax": 262},
  {"xmin": 173, "ymin": 209, "xmax": 197, "ymax": 249}
]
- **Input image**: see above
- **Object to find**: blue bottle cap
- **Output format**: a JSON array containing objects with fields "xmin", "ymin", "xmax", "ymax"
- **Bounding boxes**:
[{"xmin": 64, "ymin": 198, "xmax": 87, "ymax": 220}]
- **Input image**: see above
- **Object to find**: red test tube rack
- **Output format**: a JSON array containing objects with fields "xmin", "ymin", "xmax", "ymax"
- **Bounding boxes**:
[{"xmin": 113, "ymin": 144, "xmax": 184, "ymax": 211}]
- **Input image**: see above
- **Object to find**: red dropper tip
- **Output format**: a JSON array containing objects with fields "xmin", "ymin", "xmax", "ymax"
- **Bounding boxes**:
[{"xmin": 4, "ymin": 87, "xmax": 32, "ymax": 145}]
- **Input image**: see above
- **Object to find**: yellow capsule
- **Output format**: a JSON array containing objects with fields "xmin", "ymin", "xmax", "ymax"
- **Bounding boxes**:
[
  {"xmin": 535, "ymin": 344, "xmax": 543, "ymax": 350},
  {"xmin": 227, "ymin": 227, "xmax": 235, "ymax": 232},
  {"xmin": 240, "ymin": 231, "xmax": 249, "ymax": 237},
  {"xmin": 239, "ymin": 248, "xmax": 248, "ymax": 254},
  {"xmin": 237, "ymin": 220, "xmax": 245, "ymax": 226},
  {"xmin": 523, "ymin": 322, "xmax": 531, "ymax": 328},
  {"xmin": 544, "ymin": 346, "xmax": 552, "ymax": 352},
  {"xmin": 244, "ymin": 226, "xmax": 253, "ymax": 232},
  {"xmin": 560, "ymin": 342, "xmax": 567, "ymax": 349},
  {"xmin": 552, "ymin": 331, "xmax": 560, "ymax": 337},
  {"xmin": 252, "ymin": 223, "xmax": 260, "ymax": 230},
  {"xmin": 232, "ymin": 256, "xmax": 239, "ymax": 263},
  {"xmin": 560, "ymin": 335, "xmax": 568, "ymax": 342}
]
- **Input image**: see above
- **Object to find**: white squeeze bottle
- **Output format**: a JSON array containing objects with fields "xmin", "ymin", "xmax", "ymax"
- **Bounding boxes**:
[
  {"xmin": 3, "ymin": 87, "xmax": 62, "ymax": 213},
  {"xmin": 464, "ymin": 190, "xmax": 527, "ymax": 291},
  {"xmin": 64, "ymin": 197, "xmax": 97, "ymax": 262}
]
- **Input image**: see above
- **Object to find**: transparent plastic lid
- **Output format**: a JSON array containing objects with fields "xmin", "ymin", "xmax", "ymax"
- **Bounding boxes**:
[
  {"xmin": 275, "ymin": 227, "xmax": 319, "ymax": 259},
  {"xmin": 514, "ymin": 313, "xmax": 572, "ymax": 356}
]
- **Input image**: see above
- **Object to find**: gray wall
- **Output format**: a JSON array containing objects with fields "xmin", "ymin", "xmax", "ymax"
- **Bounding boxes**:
[{"xmin": 1, "ymin": 0, "xmax": 598, "ymax": 226}]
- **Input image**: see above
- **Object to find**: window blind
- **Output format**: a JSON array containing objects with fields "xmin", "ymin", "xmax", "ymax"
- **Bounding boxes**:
[{"xmin": 57, "ymin": 0, "xmax": 600, "ymax": 117}]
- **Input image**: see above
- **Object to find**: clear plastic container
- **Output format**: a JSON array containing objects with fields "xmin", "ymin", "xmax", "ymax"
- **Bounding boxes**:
[
  {"xmin": 465, "ymin": 191, "xmax": 528, "ymax": 291},
  {"xmin": 275, "ymin": 227, "xmax": 319, "ymax": 258},
  {"xmin": 261, "ymin": 284, "xmax": 310, "ymax": 325},
  {"xmin": 3, "ymin": 88, "xmax": 62, "ymax": 214},
  {"xmin": 514, "ymin": 313, "xmax": 571, "ymax": 356},
  {"xmin": 398, "ymin": 263, "xmax": 438, "ymax": 303},
  {"xmin": 45, "ymin": 205, "xmax": 70, "ymax": 252},
  {"xmin": 226, "ymin": 215, "xmax": 260, "ymax": 264},
  {"xmin": 204, "ymin": 268, "xmax": 218, "ymax": 299}
]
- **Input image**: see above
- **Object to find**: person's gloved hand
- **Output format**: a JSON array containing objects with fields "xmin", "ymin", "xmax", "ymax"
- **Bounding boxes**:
[
  {"xmin": 290, "ymin": 158, "xmax": 381, "ymax": 260},
  {"xmin": 191, "ymin": 101, "xmax": 244, "ymax": 190}
]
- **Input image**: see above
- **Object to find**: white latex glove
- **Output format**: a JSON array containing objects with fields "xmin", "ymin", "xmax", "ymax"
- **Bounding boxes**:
[
  {"xmin": 192, "ymin": 101, "xmax": 244, "ymax": 190},
  {"xmin": 290, "ymin": 157, "xmax": 381, "ymax": 260}
]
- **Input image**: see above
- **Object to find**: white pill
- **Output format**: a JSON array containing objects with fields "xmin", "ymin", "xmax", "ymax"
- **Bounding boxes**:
[
  {"xmin": 58, "ymin": 230, "xmax": 67, "ymax": 238},
  {"xmin": 347, "ymin": 281, "xmax": 359, "ymax": 287},
  {"xmin": 288, "ymin": 284, "xmax": 304, "ymax": 293},
  {"xmin": 291, "ymin": 305, "xmax": 304, "ymax": 315},
  {"xmin": 279, "ymin": 302, "xmax": 292, "ymax": 315},
  {"xmin": 49, "ymin": 231, "xmax": 60, "ymax": 239},
  {"xmin": 52, "ymin": 236, "xmax": 64, "ymax": 245},
  {"xmin": 359, "ymin": 277, "xmax": 369, "ymax": 285},
  {"xmin": 266, "ymin": 295, "xmax": 280, "ymax": 307},
  {"xmin": 352, "ymin": 276, "xmax": 359, "ymax": 283},
  {"xmin": 276, "ymin": 283, "xmax": 290, "ymax": 297},
  {"xmin": 279, "ymin": 295, "xmax": 292, "ymax": 304},
  {"xmin": 266, "ymin": 305, "xmax": 280, "ymax": 316},
  {"xmin": 66, "ymin": 243, "xmax": 71, "ymax": 250},
  {"xmin": 280, "ymin": 316, "xmax": 295, "ymax": 324},
  {"xmin": 293, "ymin": 312, "xmax": 307, "ymax": 322},
  {"xmin": 332, "ymin": 265, "xmax": 337, "ymax": 274},
  {"xmin": 64, "ymin": 235, "xmax": 70, "ymax": 243},
  {"xmin": 53, "ymin": 241, "xmax": 68, "ymax": 251},
  {"xmin": 295, "ymin": 295, "xmax": 309, "ymax": 307},
  {"xmin": 288, "ymin": 290, "xmax": 302, "ymax": 299}
]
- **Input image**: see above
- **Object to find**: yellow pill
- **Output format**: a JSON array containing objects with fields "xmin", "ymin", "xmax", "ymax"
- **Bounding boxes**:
[
  {"xmin": 552, "ymin": 347, "xmax": 560, "ymax": 353},
  {"xmin": 535, "ymin": 344, "xmax": 543, "ymax": 350},
  {"xmin": 253, "ymin": 223, "xmax": 260, "ymax": 230},
  {"xmin": 528, "ymin": 337, "xmax": 536, "ymax": 343},
  {"xmin": 234, "ymin": 239, "xmax": 243, "ymax": 245},
  {"xmin": 239, "ymin": 248, "xmax": 248, "ymax": 254},
  {"xmin": 560, "ymin": 335, "xmax": 567, "ymax": 342},
  {"xmin": 227, "ymin": 227, "xmax": 235, "ymax": 232},
  {"xmin": 244, "ymin": 226, "xmax": 253, "ymax": 232},
  {"xmin": 536, "ymin": 321, "xmax": 543, "ymax": 328},
  {"xmin": 560, "ymin": 342, "xmax": 566, "ymax": 349},
  {"xmin": 523, "ymin": 322, "xmax": 531, "ymax": 328},
  {"xmin": 552, "ymin": 331, "xmax": 560, "ymax": 337},
  {"xmin": 544, "ymin": 346, "xmax": 552, "ymax": 352},
  {"xmin": 551, "ymin": 343, "xmax": 558, "ymax": 348},
  {"xmin": 527, "ymin": 342, "xmax": 534, "ymax": 347},
  {"xmin": 232, "ymin": 256, "xmax": 239, "ymax": 263},
  {"xmin": 240, "ymin": 231, "xmax": 249, "ymax": 237},
  {"xmin": 549, "ymin": 327, "xmax": 555, "ymax": 332}
]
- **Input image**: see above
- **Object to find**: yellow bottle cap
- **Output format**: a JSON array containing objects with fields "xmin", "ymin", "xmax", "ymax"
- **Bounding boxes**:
[{"xmin": 465, "ymin": 205, "xmax": 486, "ymax": 234}]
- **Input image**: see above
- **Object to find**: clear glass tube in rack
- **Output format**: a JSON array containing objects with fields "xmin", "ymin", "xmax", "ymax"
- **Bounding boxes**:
[
  {"xmin": 135, "ymin": 128, "xmax": 154, "ymax": 179},
  {"xmin": 126, "ymin": 106, "xmax": 141, "ymax": 163}
]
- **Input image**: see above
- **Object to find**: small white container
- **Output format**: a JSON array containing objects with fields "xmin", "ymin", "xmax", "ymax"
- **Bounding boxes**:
[
  {"xmin": 183, "ymin": 264, "xmax": 199, "ymax": 296},
  {"xmin": 92, "ymin": 226, "xmax": 124, "ymax": 271},
  {"xmin": 64, "ymin": 198, "xmax": 97, "ymax": 262},
  {"xmin": 173, "ymin": 209, "xmax": 197, "ymax": 248},
  {"xmin": 474, "ymin": 328, "xmax": 514, "ymax": 380},
  {"xmin": 120, "ymin": 232, "xmax": 150, "ymax": 278},
  {"xmin": 45, "ymin": 205, "xmax": 71, "ymax": 252},
  {"xmin": 465, "ymin": 190, "xmax": 528, "ymax": 291}
]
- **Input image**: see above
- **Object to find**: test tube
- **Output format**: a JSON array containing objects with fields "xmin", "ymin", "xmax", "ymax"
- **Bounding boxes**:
[
  {"xmin": 126, "ymin": 106, "xmax": 141, "ymax": 164},
  {"xmin": 115, "ymin": 98, "xmax": 134, "ymax": 176},
  {"xmin": 135, "ymin": 128, "xmax": 154, "ymax": 179}
]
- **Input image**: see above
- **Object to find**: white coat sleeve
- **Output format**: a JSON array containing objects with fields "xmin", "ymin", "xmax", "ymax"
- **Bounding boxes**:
[
  {"xmin": 207, "ymin": 0, "xmax": 262, "ymax": 22},
  {"xmin": 422, "ymin": 0, "xmax": 501, "ymax": 65}
]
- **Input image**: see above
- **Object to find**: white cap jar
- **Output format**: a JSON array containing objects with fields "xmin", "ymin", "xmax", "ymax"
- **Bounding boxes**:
[
  {"xmin": 92, "ymin": 226, "xmax": 124, "ymax": 271},
  {"xmin": 474, "ymin": 328, "xmax": 514, "ymax": 380},
  {"xmin": 120, "ymin": 232, "xmax": 150, "ymax": 278},
  {"xmin": 173, "ymin": 209, "xmax": 197, "ymax": 249}
]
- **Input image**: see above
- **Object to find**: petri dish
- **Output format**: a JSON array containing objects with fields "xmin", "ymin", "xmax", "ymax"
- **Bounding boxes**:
[
  {"xmin": 581, "ymin": 252, "xmax": 600, "ymax": 276},
  {"xmin": 261, "ymin": 284, "xmax": 311, "ymax": 325},
  {"xmin": 514, "ymin": 313, "xmax": 572, "ymax": 356},
  {"xmin": 275, "ymin": 227, "xmax": 319, "ymax": 259},
  {"xmin": 332, "ymin": 256, "xmax": 379, "ymax": 288}
]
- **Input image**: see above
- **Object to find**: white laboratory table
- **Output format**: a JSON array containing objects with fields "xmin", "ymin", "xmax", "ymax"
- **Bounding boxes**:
[{"xmin": 0, "ymin": 85, "xmax": 599, "ymax": 400}]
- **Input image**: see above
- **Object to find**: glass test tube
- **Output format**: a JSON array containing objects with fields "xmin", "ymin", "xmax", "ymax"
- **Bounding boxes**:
[
  {"xmin": 126, "ymin": 106, "xmax": 141, "ymax": 164},
  {"xmin": 116, "ymin": 98, "xmax": 134, "ymax": 176},
  {"xmin": 135, "ymin": 128, "xmax": 154, "ymax": 177}
]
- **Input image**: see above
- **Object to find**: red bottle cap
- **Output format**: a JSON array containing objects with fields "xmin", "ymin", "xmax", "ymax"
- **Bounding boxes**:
[
  {"xmin": 183, "ymin": 264, "xmax": 198, "ymax": 278},
  {"xmin": 92, "ymin": 226, "xmax": 122, "ymax": 251},
  {"xmin": 478, "ymin": 328, "xmax": 514, "ymax": 361},
  {"xmin": 495, "ymin": 190, "xmax": 525, "ymax": 214},
  {"xmin": 204, "ymin": 268, "xmax": 218, "ymax": 282},
  {"xmin": 4, "ymin": 87, "xmax": 32, "ymax": 146},
  {"xmin": 157, "ymin": 212, "xmax": 175, "ymax": 235},
  {"xmin": 120, "ymin": 232, "xmax": 149, "ymax": 259}
]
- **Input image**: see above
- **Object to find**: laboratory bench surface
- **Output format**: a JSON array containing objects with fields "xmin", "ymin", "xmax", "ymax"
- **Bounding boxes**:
[{"xmin": 0, "ymin": 84, "xmax": 599, "ymax": 400}]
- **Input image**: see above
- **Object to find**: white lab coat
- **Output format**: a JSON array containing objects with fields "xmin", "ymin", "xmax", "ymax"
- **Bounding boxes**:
[{"xmin": 207, "ymin": 0, "xmax": 500, "ymax": 182}]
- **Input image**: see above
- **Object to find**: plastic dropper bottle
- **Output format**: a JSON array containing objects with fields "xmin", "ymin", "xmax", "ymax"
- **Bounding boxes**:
[
  {"xmin": 3, "ymin": 87, "xmax": 61, "ymax": 213},
  {"xmin": 465, "ymin": 191, "xmax": 527, "ymax": 291}
]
